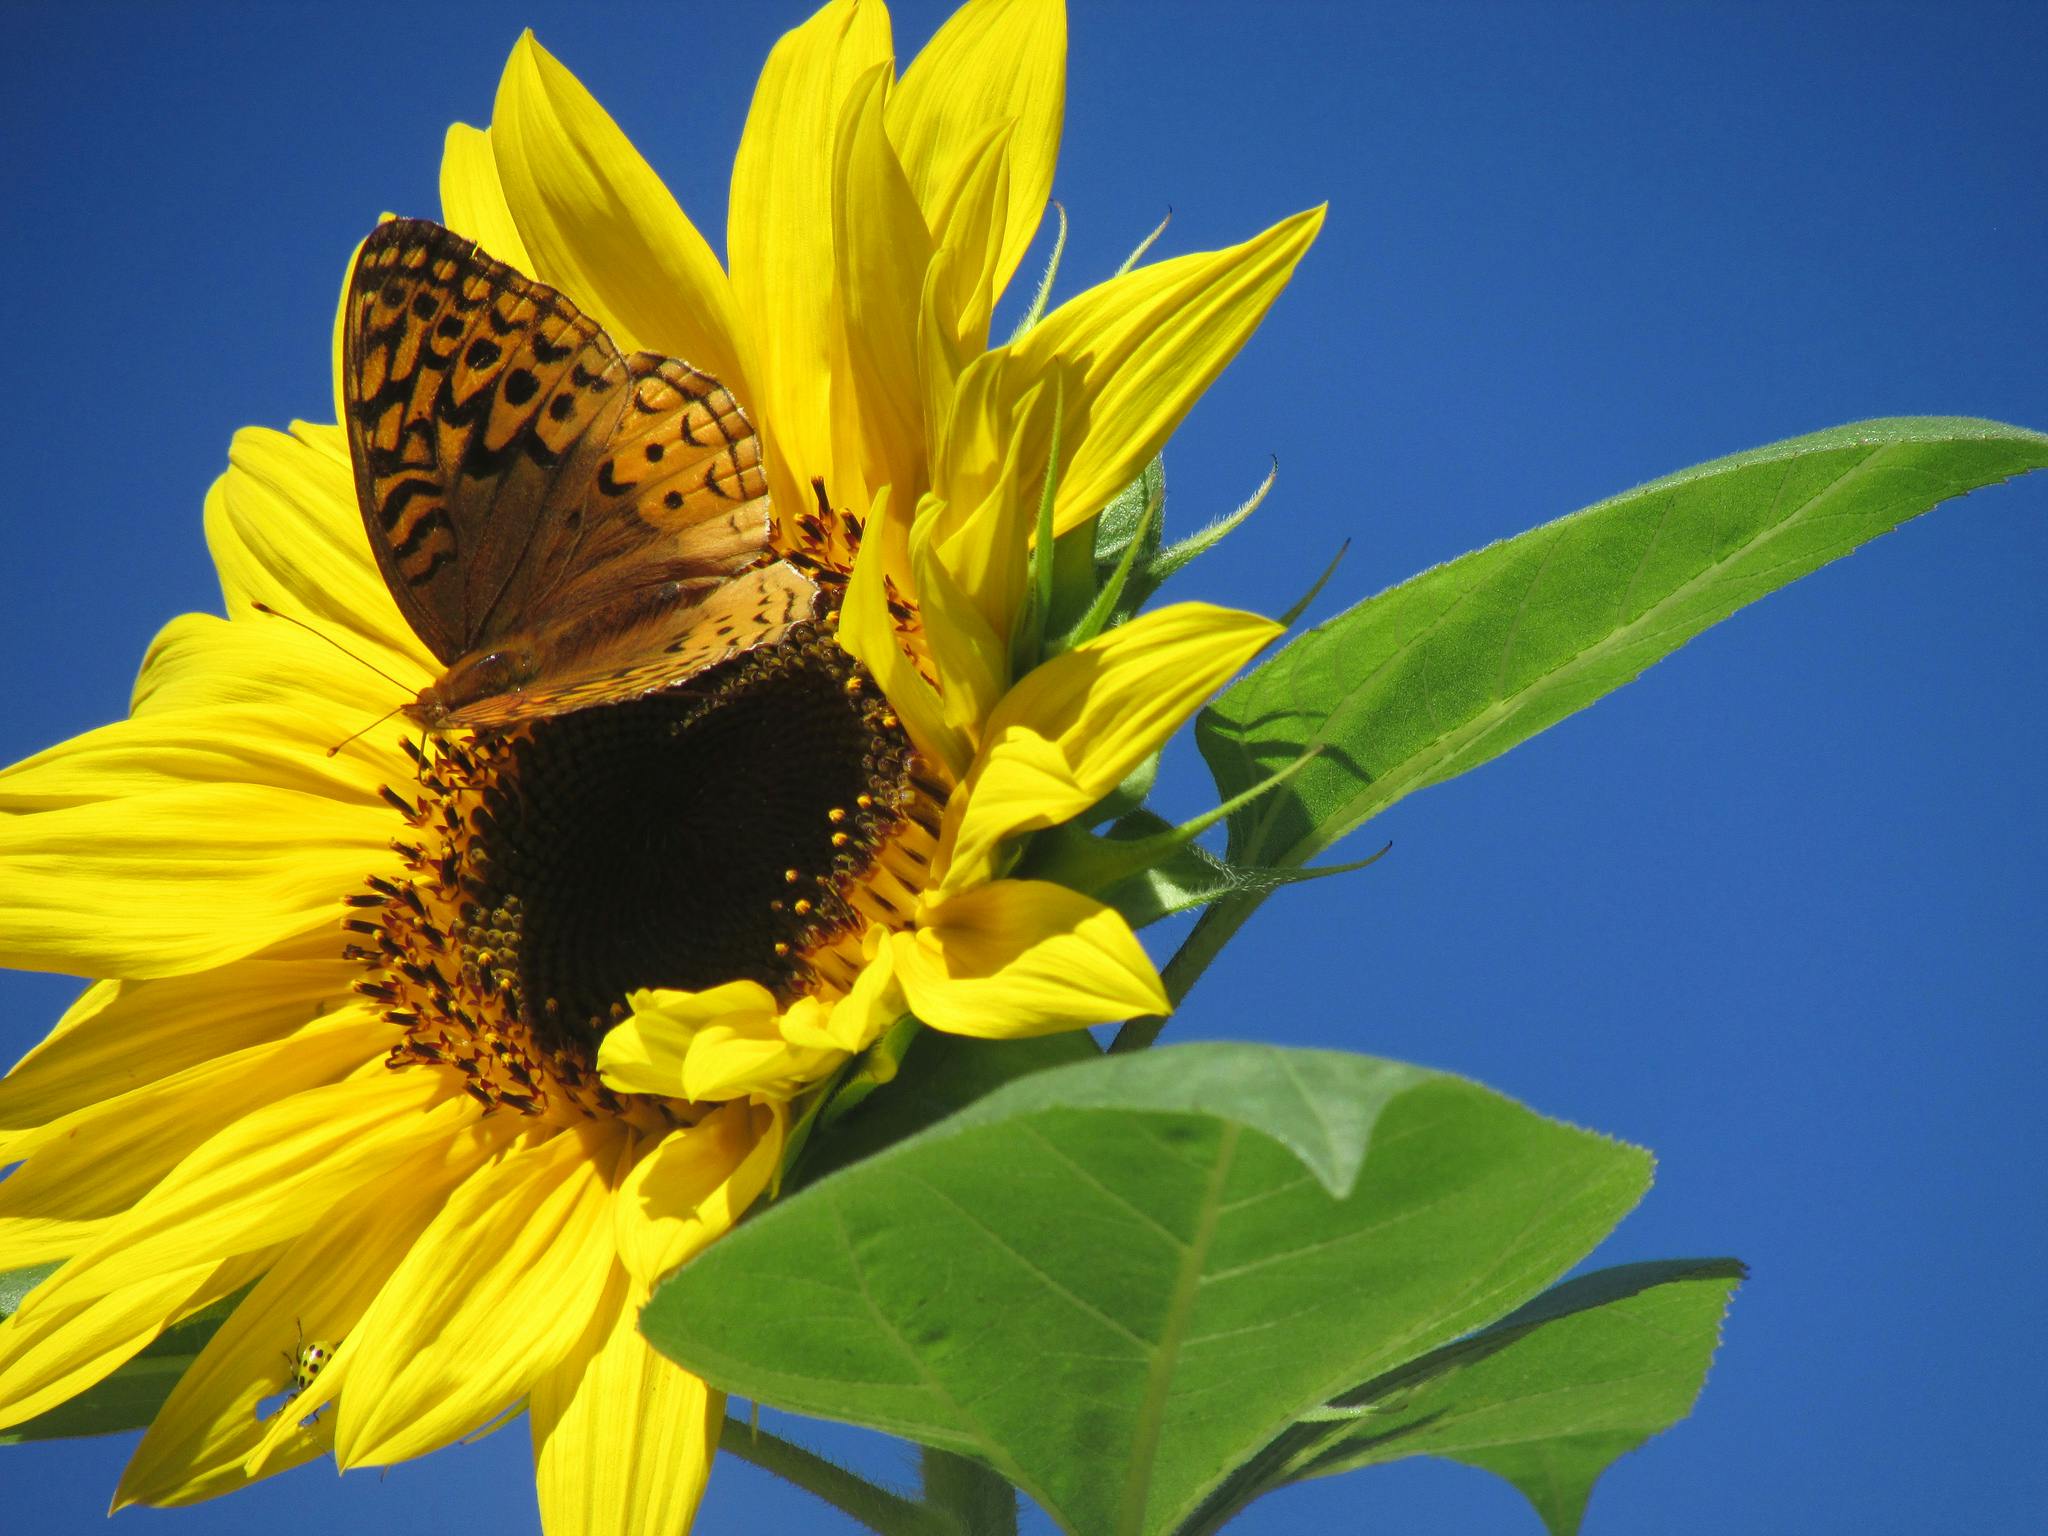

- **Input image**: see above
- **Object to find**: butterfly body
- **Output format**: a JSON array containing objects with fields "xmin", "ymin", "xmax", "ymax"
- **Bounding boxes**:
[{"xmin": 343, "ymin": 218, "xmax": 815, "ymax": 731}]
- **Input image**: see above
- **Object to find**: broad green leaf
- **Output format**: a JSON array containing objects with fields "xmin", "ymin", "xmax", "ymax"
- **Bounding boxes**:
[
  {"xmin": 643, "ymin": 1044, "xmax": 1651, "ymax": 1536},
  {"xmin": 0, "ymin": 1266, "xmax": 241, "ymax": 1443},
  {"xmin": 1178, "ymin": 1258, "xmax": 1745, "ymax": 1536},
  {"xmin": 1199, "ymin": 418, "xmax": 2048, "ymax": 867},
  {"xmin": 791, "ymin": 1027, "xmax": 1100, "ymax": 1192}
]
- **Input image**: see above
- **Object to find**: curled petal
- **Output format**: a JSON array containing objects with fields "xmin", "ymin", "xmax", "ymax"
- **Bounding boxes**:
[
  {"xmin": 939, "ymin": 602, "xmax": 1279, "ymax": 892},
  {"xmin": 783, "ymin": 927, "xmax": 904, "ymax": 1055},
  {"xmin": 922, "ymin": 374, "xmax": 1059, "ymax": 699},
  {"xmin": 838, "ymin": 488, "xmax": 973, "ymax": 779},
  {"xmin": 895, "ymin": 878, "xmax": 1166, "ymax": 1037},
  {"xmin": 830, "ymin": 64, "xmax": 934, "ymax": 510},
  {"xmin": 601, "ymin": 981, "xmax": 836, "ymax": 1103}
]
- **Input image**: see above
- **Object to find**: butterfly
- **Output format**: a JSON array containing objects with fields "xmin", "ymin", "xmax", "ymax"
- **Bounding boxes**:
[{"xmin": 342, "ymin": 217, "xmax": 816, "ymax": 731}]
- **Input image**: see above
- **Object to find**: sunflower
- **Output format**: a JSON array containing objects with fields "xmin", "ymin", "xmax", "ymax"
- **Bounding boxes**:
[{"xmin": 0, "ymin": 0, "xmax": 1318, "ymax": 1529}]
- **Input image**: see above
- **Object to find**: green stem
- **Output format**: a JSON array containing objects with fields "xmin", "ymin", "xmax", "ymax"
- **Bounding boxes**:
[
  {"xmin": 1109, "ymin": 888, "xmax": 1267, "ymax": 1054},
  {"xmin": 920, "ymin": 1446, "xmax": 1019, "ymax": 1536},
  {"xmin": 717, "ymin": 1415, "xmax": 958, "ymax": 1536}
]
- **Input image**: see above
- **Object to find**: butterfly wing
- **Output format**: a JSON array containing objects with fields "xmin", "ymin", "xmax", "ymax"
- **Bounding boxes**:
[
  {"xmin": 437, "ymin": 561, "xmax": 819, "ymax": 732},
  {"xmin": 344, "ymin": 218, "xmax": 636, "ymax": 665},
  {"xmin": 541, "ymin": 352, "xmax": 778, "ymax": 614},
  {"xmin": 344, "ymin": 218, "xmax": 812, "ymax": 724}
]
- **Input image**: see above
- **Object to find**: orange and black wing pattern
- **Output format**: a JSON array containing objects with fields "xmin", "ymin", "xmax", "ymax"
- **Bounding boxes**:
[{"xmin": 341, "ymin": 218, "xmax": 816, "ymax": 726}]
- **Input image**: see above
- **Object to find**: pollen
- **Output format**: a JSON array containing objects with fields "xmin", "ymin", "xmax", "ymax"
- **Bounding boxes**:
[{"xmin": 348, "ymin": 624, "xmax": 941, "ymax": 1121}]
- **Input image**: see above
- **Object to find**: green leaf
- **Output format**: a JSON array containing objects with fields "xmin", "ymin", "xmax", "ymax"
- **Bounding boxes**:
[
  {"xmin": 791, "ymin": 1027, "xmax": 1100, "ymax": 1193},
  {"xmin": 642, "ymin": 1044, "xmax": 1651, "ymax": 1536},
  {"xmin": 1199, "ymin": 417, "xmax": 2048, "ymax": 867},
  {"xmin": 0, "ymin": 1267, "xmax": 243, "ymax": 1443},
  {"xmin": 1178, "ymin": 1258, "xmax": 1745, "ymax": 1536}
]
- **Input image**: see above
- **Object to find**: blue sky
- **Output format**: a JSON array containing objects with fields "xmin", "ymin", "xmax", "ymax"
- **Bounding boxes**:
[{"xmin": 2, "ymin": 2, "xmax": 2043, "ymax": 1531}]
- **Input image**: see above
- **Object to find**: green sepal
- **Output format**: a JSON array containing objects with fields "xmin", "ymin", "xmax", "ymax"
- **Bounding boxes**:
[
  {"xmin": 1009, "ymin": 376, "xmax": 1066, "ymax": 680},
  {"xmin": 1083, "ymin": 751, "xmax": 1160, "ymax": 828},
  {"xmin": 1093, "ymin": 456, "xmax": 1167, "ymax": 594},
  {"xmin": 1006, "ymin": 200, "xmax": 1068, "ymax": 342},
  {"xmin": 1135, "ymin": 458, "xmax": 1276, "ymax": 603},
  {"xmin": 1024, "ymin": 813, "xmax": 1386, "ymax": 930},
  {"xmin": 777, "ymin": 1013, "xmax": 926, "ymax": 1192},
  {"xmin": 1115, "ymin": 208, "xmax": 1174, "ymax": 277}
]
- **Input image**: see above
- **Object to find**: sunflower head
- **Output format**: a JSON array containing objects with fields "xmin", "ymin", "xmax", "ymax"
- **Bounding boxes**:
[
  {"xmin": 354, "ymin": 617, "xmax": 941, "ymax": 1126},
  {"xmin": 0, "ymin": 3, "xmax": 1320, "ymax": 1531}
]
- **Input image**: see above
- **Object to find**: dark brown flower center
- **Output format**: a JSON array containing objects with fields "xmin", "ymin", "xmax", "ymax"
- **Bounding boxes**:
[{"xmin": 350, "ymin": 623, "xmax": 927, "ymax": 1117}]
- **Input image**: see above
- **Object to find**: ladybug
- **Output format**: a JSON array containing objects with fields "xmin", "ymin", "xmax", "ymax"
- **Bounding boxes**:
[{"xmin": 282, "ymin": 1323, "xmax": 336, "ymax": 1401}]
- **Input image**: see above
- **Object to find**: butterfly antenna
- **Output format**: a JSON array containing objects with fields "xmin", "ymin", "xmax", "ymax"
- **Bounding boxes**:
[
  {"xmin": 250, "ymin": 602, "xmax": 417, "ymax": 694},
  {"xmin": 323, "ymin": 702, "xmax": 412, "ymax": 759}
]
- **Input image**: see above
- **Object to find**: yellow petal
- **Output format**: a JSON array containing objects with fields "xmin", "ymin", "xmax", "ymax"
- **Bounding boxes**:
[
  {"xmin": 2, "ymin": 618, "xmax": 408, "ymax": 814},
  {"xmin": 0, "ymin": 1248, "xmax": 274, "ymax": 1434},
  {"xmin": 921, "ymin": 373, "xmax": 1057, "ymax": 695},
  {"xmin": 118, "ymin": 1119, "xmax": 521, "ymax": 1507},
  {"xmin": 600, "ymin": 982, "xmax": 834, "ymax": 1103},
  {"xmin": 0, "ymin": 1010, "xmax": 382, "ymax": 1269},
  {"xmin": 19, "ymin": 1070, "xmax": 465, "ymax": 1315},
  {"xmin": 921, "ymin": 118, "xmax": 1013, "ymax": 354},
  {"xmin": 439, "ymin": 122, "xmax": 534, "ymax": 274},
  {"xmin": 939, "ymin": 602, "xmax": 1279, "ymax": 892},
  {"xmin": 729, "ymin": 0, "xmax": 893, "ymax": 511},
  {"xmin": 128, "ymin": 609, "xmax": 422, "ymax": 750},
  {"xmin": 836, "ymin": 487, "xmax": 972, "ymax": 779},
  {"xmin": 0, "ymin": 933, "xmax": 352, "ymax": 1137},
  {"xmin": 895, "ymin": 878, "xmax": 1164, "ymax": 1036},
  {"xmin": 829, "ymin": 62, "xmax": 934, "ymax": 510},
  {"xmin": 532, "ymin": 1274, "xmax": 721, "ymax": 1536},
  {"xmin": 784, "ymin": 927, "xmax": 904, "ymax": 1053},
  {"xmin": 613, "ymin": 1102, "xmax": 783, "ymax": 1289},
  {"xmin": 328, "ymin": 238, "xmax": 360, "ymax": 436},
  {"xmin": 0, "ymin": 782, "xmax": 403, "ymax": 980},
  {"xmin": 338, "ymin": 1122, "xmax": 628, "ymax": 1466},
  {"xmin": 491, "ymin": 34, "xmax": 749, "ymax": 397},
  {"xmin": 910, "ymin": 495, "xmax": 1009, "ymax": 743},
  {"xmin": 936, "ymin": 207, "xmax": 1324, "ymax": 535},
  {"xmin": 917, "ymin": 247, "xmax": 971, "ymax": 458},
  {"xmin": 889, "ymin": 0, "xmax": 1064, "ymax": 303},
  {"xmin": 206, "ymin": 423, "xmax": 436, "ymax": 680}
]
